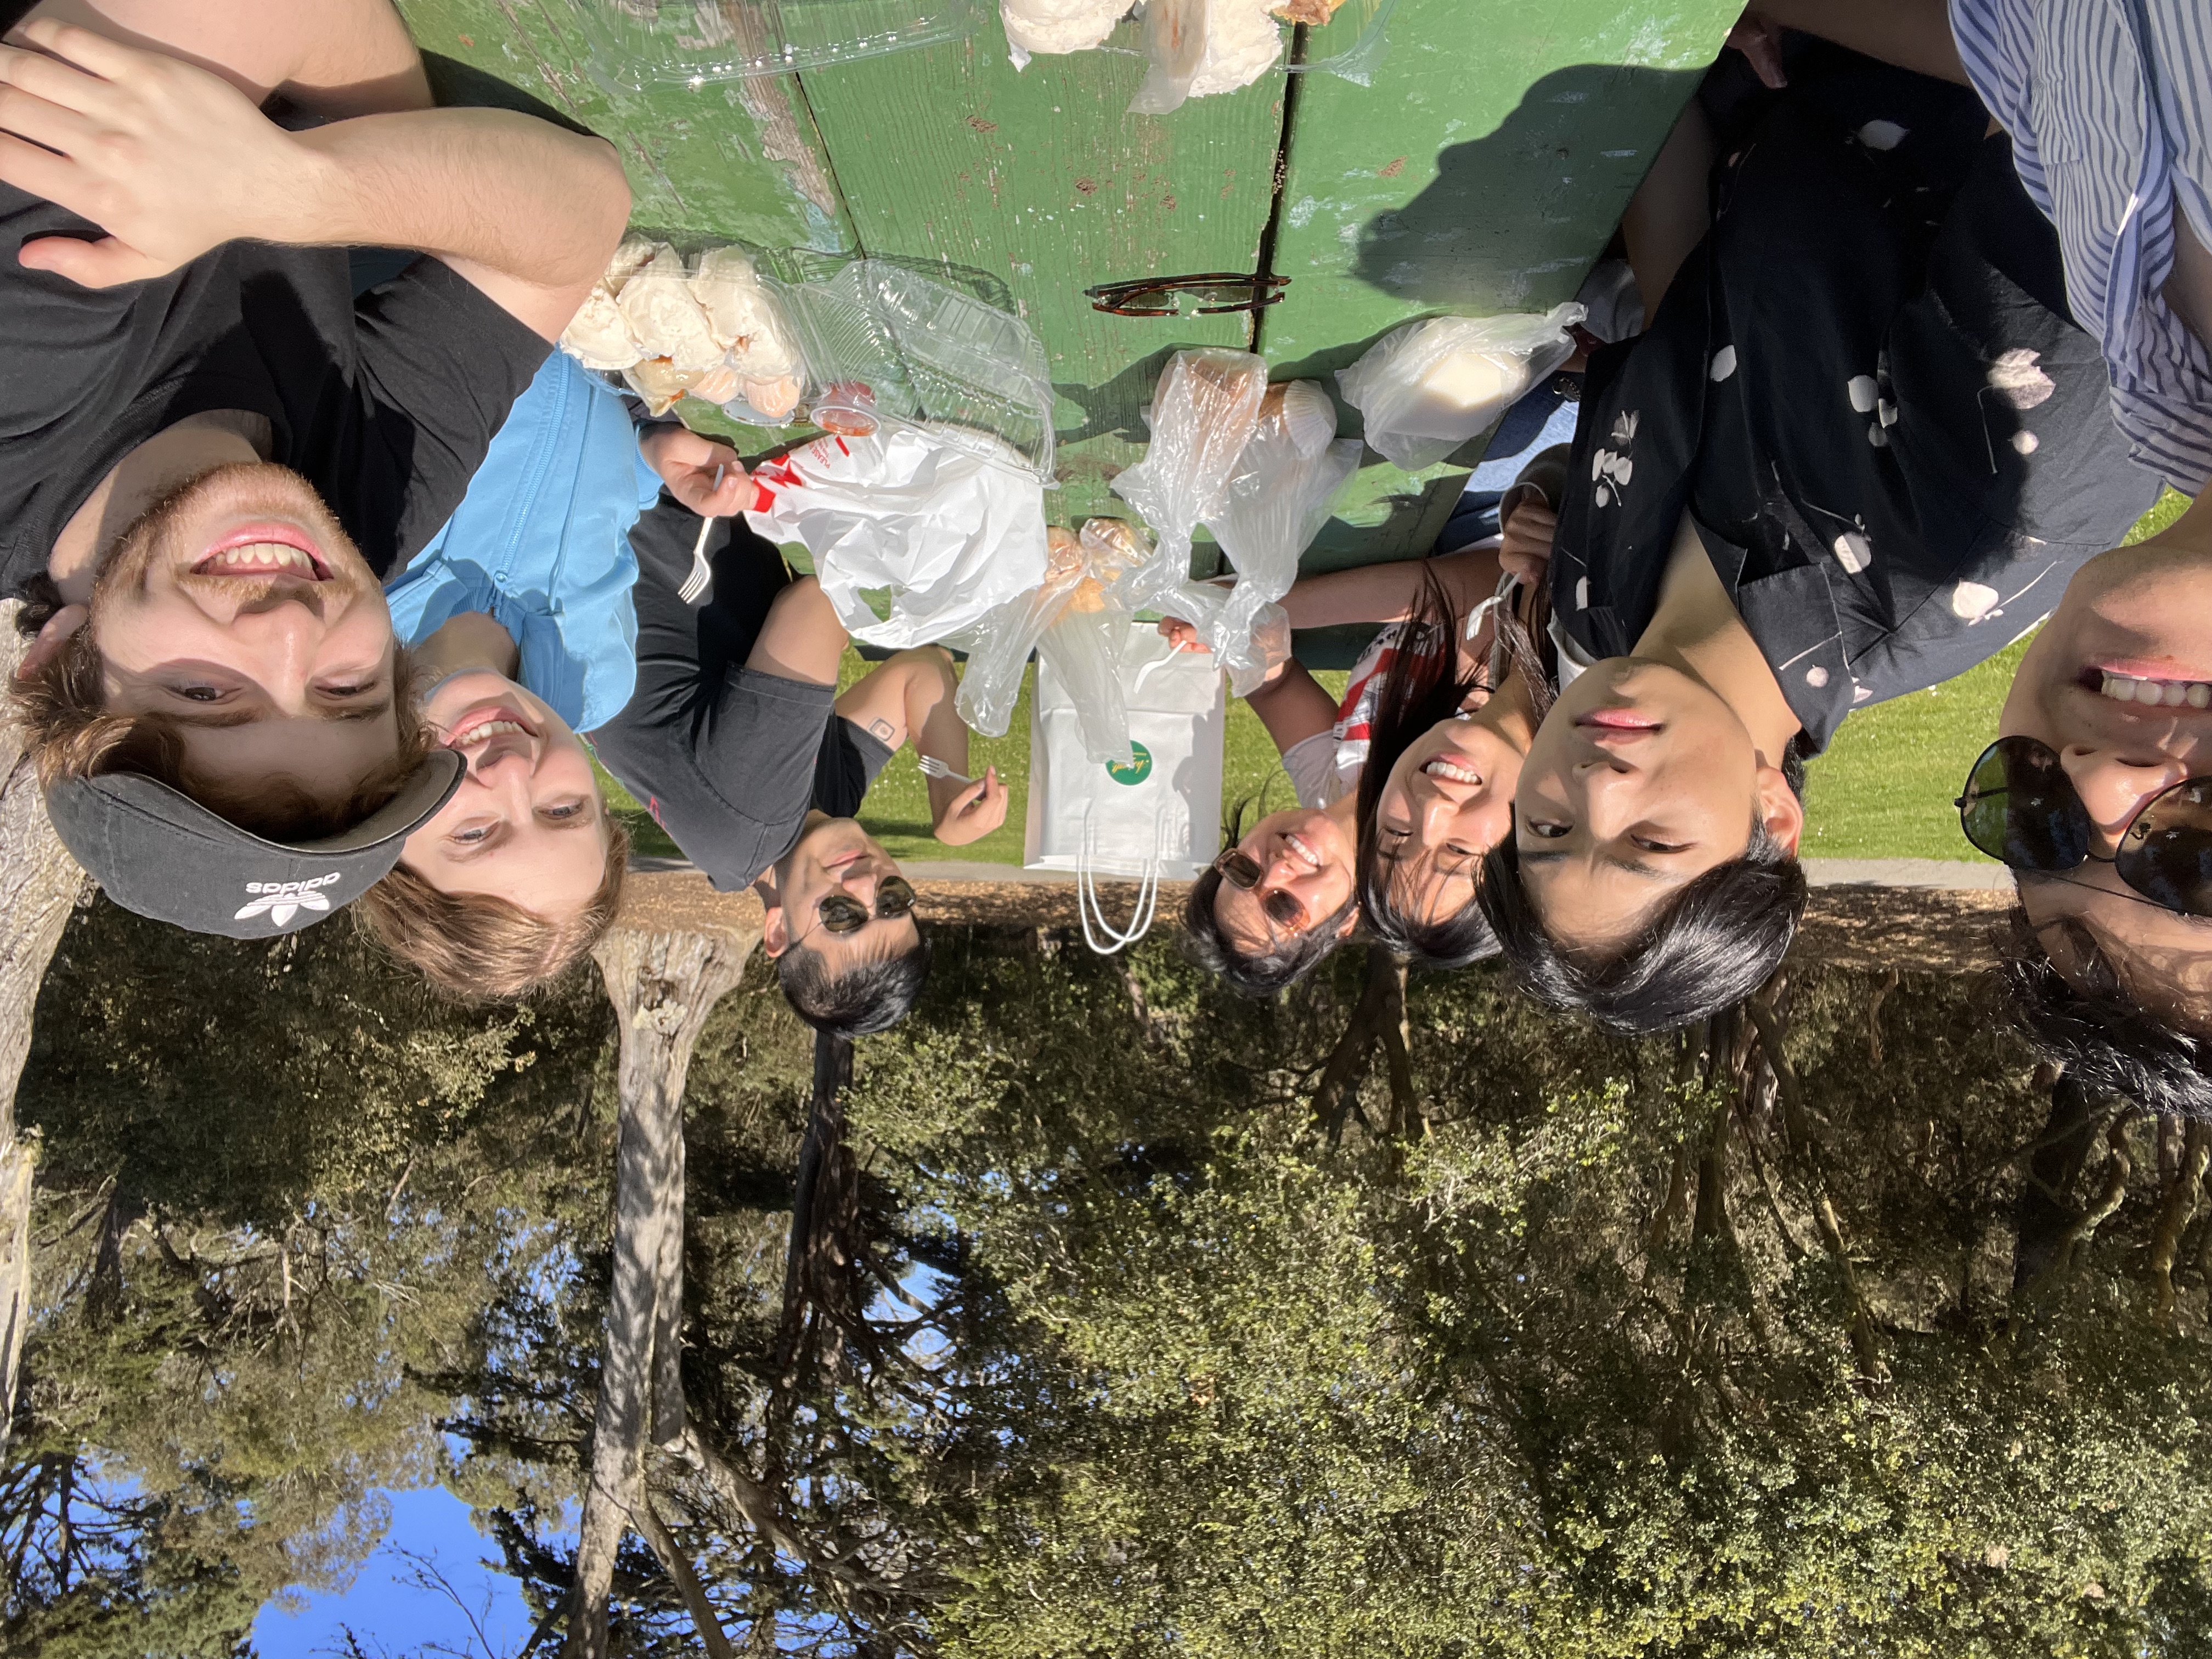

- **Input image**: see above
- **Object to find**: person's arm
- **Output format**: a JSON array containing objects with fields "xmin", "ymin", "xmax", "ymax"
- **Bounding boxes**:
[
  {"xmin": 1728, "ymin": 1, "xmax": 1968, "ymax": 88},
  {"xmin": 14, "ymin": 0, "xmax": 432, "ymax": 118},
  {"xmin": 0, "ymin": 18, "xmax": 629, "ymax": 337},
  {"xmin": 833, "ymin": 647, "xmax": 1009, "ymax": 847},
  {"xmin": 1276, "ymin": 545, "xmax": 1502, "ymax": 631},
  {"xmin": 1244, "ymin": 660, "xmax": 1342, "ymax": 759}
]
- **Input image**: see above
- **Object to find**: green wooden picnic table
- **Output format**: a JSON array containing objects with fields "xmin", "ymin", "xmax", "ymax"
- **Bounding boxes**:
[{"xmin": 403, "ymin": 0, "xmax": 1739, "ymax": 587}]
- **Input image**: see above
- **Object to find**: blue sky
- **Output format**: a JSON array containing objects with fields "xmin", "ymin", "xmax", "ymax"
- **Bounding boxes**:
[{"xmin": 254, "ymin": 1486, "xmax": 536, "ymax": 1659}]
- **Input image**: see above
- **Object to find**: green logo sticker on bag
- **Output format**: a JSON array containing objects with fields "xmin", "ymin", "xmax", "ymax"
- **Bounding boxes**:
[{"xmin": 1105, "ymin": 742, "xmax": 1153, "ymax": 786}]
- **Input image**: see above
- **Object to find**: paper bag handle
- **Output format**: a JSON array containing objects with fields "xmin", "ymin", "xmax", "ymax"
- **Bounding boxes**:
[{"xmin": 1077, "ymin": 802, "xmax": 1162, "ymax": 957}]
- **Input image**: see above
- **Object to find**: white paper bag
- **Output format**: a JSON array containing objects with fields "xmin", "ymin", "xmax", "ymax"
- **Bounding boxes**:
[{"xmin": 1024, "ymin": 623, "xmax": 1226, "ymax": 882}]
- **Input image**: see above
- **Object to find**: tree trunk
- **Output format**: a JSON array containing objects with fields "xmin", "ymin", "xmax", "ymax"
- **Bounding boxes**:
[
  {"xmin": 566, "ymin": 925, "xmax": 756, "ymax": 1659},
  {"xmin": 634, "ymin": 1488, "xmax": 740, "ymax": 1659},
  {"xmin": 0, "ymin": 600, "xmax": 89, "ymax": 1449}
]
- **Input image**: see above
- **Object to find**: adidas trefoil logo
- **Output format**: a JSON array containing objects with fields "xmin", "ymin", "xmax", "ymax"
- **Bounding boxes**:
[{"xmin": 235, "ymin": 873, "xmax": 342, "ymax": 926}]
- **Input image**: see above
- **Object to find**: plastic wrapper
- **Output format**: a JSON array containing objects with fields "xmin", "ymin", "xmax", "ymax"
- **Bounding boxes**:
[
  {"xmin": 745, "ymin": 424, "xmax": 1048, "ymax": 648},
  {"xmin": 1109, "ymin": 348, "xmax": 1269, "ymax": 606},
  {"xmin": 1001, "ymin": 0, "xmax": 1128, "ymax": 55},
  {"xmin": 1176, "ymin": 379, "xmax": 1358, "ymax": 691},
  {"xmin": 1128, "ymin": 0, "xmax": 1283, "ymax": 112},
  {"xmin": 561, "ymin": 248, "xmax": 1054, "ymax": 459},
  {"xmin": 1336, "ymin": 301, "xmax": 1585, "ymax": 470},
  {"xmin": 955, "ymin": 521, "xmax": 1147, "ymax": 765},
  {"xmin": 565, "ymin": 0, "xmax": 979, "ymax": 91},
  {"xmin": 1128, "ymin": 0, "xmax": 1205, "ymax": 111}
]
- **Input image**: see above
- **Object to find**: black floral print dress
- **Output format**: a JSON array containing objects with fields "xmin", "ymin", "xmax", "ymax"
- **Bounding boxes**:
[{"xmin": 1549, "ymin": 45, "xmax": 2164, "ymax": 751}]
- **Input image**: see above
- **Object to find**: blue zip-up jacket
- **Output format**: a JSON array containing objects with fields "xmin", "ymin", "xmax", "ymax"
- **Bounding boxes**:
[{"xmin": 386, "ymin": 352, "xmax": 659, "ymax": 732}]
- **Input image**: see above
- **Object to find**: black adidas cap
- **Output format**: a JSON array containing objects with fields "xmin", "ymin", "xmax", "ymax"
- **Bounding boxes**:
[{"xmin": 43, "ymin": 750, "xmax": 465, "ymax": 938}]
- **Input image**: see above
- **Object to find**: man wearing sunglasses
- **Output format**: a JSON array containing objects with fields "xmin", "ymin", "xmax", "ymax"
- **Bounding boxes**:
[
  {"xmin": 589, "ymin": 485, "xmax": 1007, "ymax": 1039},
  {"xmin": 1964, "ymin": 489, "xmax": 2212, "ymax": 1116}
]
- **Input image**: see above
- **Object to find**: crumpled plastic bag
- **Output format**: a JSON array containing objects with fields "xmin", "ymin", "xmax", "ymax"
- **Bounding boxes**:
[
  {"xmin": 1109, "ymin": 348, "xmax": 1269, "ymax": 608},
  {"xmin": 1337, "ymin": 302, "xmax": 1585, "ymax": 471},
  {"xmin": 746, "ymin": 425, "xmax": 1047, "ymax": 648},
  {"xmin": 1185, "ymin": 380, "xmax": 1358, "ymax": 690},
  {"xmin": 954, "ymin": 520, "xmax": 1147, "ymax": 766}
]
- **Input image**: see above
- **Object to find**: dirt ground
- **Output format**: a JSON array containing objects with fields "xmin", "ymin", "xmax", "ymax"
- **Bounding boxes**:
[{"xmin": 617, "ymin": 872, "xmax": 2013, "ymax": 978}]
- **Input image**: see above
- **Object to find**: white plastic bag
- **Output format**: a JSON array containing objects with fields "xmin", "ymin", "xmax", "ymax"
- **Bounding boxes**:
[
  {"xmin": 1187, "ymin": 379, "xmax": 1358, "ymax": 689},
  {"xmin": 1337, "ymin": 302, "xmax": 1585, "ymax": 471},
  {"xmin": 1109, "ymin": 348, "xmax": 1269, "ymax": 608},
  {"xmin": 746, "ymin": 425, "xmax": 1048, "ymax": 648},
  {"xmin": 955, "ymin": 521, "xmax": 1150, "ymax": 765}
]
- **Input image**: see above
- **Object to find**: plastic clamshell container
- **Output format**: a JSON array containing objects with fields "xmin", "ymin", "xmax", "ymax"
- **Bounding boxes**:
[
  {"xmin": 776, "ymin": 259, "xmax": 1058, "ymax": 483},
  {"xmin": 1286, "ymin": 0, "xmax": 1395, "ymax": 85},
  {"xmin": 566, "ymin": 0, "xmax": 978, "ymax": 91}
]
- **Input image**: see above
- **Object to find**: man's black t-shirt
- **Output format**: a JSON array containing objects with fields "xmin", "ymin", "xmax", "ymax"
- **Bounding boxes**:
[
  {"xmin": 1549, "ymin": 51, "xmax": 2164, "ymax": 752},
  {"xmin": 588, "ymin": 496, "xmax": 893, "ymax": 893},
  {"xmin": 0, "ymin": 184, "xmax": 551, "ymax": 600}
]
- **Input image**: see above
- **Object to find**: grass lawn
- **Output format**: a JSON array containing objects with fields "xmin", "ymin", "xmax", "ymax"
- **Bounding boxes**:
[{"xmin": 600, "ymin": 490, "xmax": 2193, "ymax": 871}]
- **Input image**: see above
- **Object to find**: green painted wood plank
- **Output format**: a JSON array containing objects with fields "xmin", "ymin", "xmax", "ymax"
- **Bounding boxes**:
[
  {"xmin": 398, "ymin": 0, "xmax": 859, "ymax": 256},
  {"xmin": 791, "ymin": 21, "xmax": 1289, "ymax": 523},
  {"xmin": 1263, "ymin": 0, "xmax": 1741, "ymax": 566}
]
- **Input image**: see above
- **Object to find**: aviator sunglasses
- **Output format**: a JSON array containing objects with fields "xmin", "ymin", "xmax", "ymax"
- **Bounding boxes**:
[
  {"xmin": 1212, "ymin": 847, "xmax": 1312, "ymax": 930},
  {"xmin": 813, "ymin": 876, "xmax": 919, "ymax": 936},
  {"xmin": 1955, "ymin": 736, "xmax": 2212, "ymax": 917}
]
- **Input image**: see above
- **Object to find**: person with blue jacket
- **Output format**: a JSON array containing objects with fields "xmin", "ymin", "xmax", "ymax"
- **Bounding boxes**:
[{"xmin": 357, "ymin": 351, "xmax": 704, "ymax": 998}]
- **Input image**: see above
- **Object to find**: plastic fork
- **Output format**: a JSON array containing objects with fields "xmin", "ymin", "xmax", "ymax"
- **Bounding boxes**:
[
  {"xmin": 677, "ymin": 464, "xmax": 725, "ymax": 605},
  {"xmin": 917, "ymin": 755, "xmax": 975, "ymax": 786}
]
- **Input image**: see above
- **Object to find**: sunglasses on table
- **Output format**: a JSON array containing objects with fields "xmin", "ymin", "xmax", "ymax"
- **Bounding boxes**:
[
  {"xmin": 1085, "ymin": 273, "xmax": 1289, "ymax": 317},
  {"xmin": 1955, "ymin": 736, "xmax": 2212, "ymax": 917},
  {"xmin": 1212, "ymin": 847, "xmax": 1311, "ymax": 930},
  {"xmin": 815, "ymin": 876, "xmax": 919, "ymax": 935}
]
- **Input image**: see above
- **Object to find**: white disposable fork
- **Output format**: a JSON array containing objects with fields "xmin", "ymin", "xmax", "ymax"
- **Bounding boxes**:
[
  {"xmin": 916, "ymin": 754, "xmax": 974, "ymax": 786},
  {"xmin": 677, "ymin": 464, "xmax": 726, "ymax": 605}
]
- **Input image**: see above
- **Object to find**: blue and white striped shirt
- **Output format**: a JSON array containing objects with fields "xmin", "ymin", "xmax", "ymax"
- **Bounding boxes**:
[{"xmin": 1951, "ymin": 0, "xmax": 2212, "ymax": 495}]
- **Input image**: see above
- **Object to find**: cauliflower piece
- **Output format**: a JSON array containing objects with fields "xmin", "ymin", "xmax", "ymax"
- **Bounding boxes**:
[
  {"xmin": 688, "ymin": 245, "xmax": 800, "ymax": 380},
  {"xmin": 560, "ymin": 283, "xmax": 642, "ymax": 371},
  {"xmin": 738, "ymin": 374, "xmax": 804, "ymax": 423},
  {"xmin": 1002, "ymin": 0, "xmax": 1129, "ymax": 54},
  {"xmin": 604, "ymin": 236, "xmax": 662, "ymax": 294},
  {"xmin": 1188, "ymin": 0, "xmax": 1280, "ymax": 97},
  {"xmin": 617, "ymin": 247, "xmax": 723, "ymax": 371}
]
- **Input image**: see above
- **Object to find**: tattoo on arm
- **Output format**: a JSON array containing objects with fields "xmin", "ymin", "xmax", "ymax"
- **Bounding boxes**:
[{"xmin": 870, "ymin": 718, "xmax": 896, "ymax": 742}]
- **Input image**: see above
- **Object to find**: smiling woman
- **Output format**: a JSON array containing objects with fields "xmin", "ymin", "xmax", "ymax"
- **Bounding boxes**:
[{"xmin": 353, "ymin": 620, "xmax": 628, "ymax": 1002}]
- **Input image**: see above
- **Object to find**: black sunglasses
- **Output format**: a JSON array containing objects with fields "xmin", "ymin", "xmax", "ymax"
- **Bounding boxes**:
[
  {"xmin": 816, "ymin": 876, "xmax": 919, "ymax": 935},
  {"xmin": 1955, "ymin": 736, "xmax": 2212, "ymax": 917},
  {"xmin": 1085, "ymin": 273, "xmax": 1289, "ymax": 317},
  {"xmin": 1213, "ymin": 847, "xmax": 1310, "ymax": 930}
]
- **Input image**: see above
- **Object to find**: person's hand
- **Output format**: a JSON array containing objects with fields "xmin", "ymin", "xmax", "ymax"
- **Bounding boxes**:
[
  {"xmin": 1499, "ymin": 499, "xmax": 1558, "ymax": 585},
  {"xmin": 1158, "ymin": 616, "xmax": 1212, "ymax": 653},
  {"xmin": 932, "ymin": 766, "xmax": 1007, "ymax": 846},
  {"xmin": 639, "ymin": 426, "xmax": 751, "ymax": 515},
  {"xmin": 1725, "ymin": 8, "xmax": 1789, "ymax": 89},
  {"xmin": 0, "ymin": 20, "xmax": 323, "ymax": 287}
]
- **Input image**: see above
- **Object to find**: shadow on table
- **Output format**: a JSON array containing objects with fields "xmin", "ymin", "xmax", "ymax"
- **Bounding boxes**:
[{"xmin": 1348, "ymin": 61, "xmax": 1703, "ymax": 312}]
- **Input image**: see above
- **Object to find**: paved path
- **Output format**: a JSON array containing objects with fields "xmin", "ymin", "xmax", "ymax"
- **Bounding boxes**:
[{"xmin": 636, "ymin": 856, "xmax": 2016, "ymax": 891}]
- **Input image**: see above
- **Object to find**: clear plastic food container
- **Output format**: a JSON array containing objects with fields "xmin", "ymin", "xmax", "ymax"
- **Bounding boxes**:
[
  {"xmin": 777, "ymin": 260, "xmax": 1059, "ymax": 483},
  {"xmin": 563, "ymin": 0, "xmax": 978, "ymax": 91}
]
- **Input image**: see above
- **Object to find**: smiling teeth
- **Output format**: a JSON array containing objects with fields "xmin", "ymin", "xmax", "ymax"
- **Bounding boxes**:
[
  {"xmin": 1425, "ymin": 758, "xmax": 1482, "ymax": 785},
  {"xmin": 204, "ymin": 543, "xmax": 314, "ymax": 574},
  {"xmin": 453, "ymin": 719, "xmax": 527, "ymax": 746},
  {"xmin": 1283, "ymin": 833, "xmax": 1322, "ymax": 869},
  {"xmin": 2101, "ymin": 674, "xmax": 2212, "ymax": 709}
]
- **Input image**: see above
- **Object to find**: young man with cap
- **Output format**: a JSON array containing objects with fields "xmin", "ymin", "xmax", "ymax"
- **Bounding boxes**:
[{"xmin": 1, "ymin": 0, "xmax": 630, "ymax": 938}]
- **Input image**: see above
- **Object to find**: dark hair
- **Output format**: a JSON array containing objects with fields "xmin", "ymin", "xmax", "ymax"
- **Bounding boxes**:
[
  {"xmin": 1477, "ymin": 739, "xmax": 1811, "ymax": 1035},
  {"xmin": 777, "ymin": 932, "xmax": 933, "ymax": 1037},
  {"xmin": 1995, "ymin": 907, "xmax": 2212, "ymax": 1119},
  {"xmin": 1181, "ymin": 862, "xmax": 1358, "ymax": 997},
  {"xmin": 1353, "ymin": 568, "xmax": 1556, "ymax": 971}
]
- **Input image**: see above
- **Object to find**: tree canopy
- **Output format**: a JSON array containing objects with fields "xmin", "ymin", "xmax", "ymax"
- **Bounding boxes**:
[{"xmin": 9, "ymin": 902, "xmax": 2211, "ymax": 1656}]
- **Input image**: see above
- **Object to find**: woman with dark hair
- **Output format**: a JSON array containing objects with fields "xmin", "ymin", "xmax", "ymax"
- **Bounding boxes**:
[
  {"xmin": 1164, "ymin": 467, "xmax": 1567, "ymax": 990},
  {"xmin": 1480, "ymin": 32, "xmax": 2161, "ymax": 1034}
]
